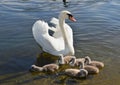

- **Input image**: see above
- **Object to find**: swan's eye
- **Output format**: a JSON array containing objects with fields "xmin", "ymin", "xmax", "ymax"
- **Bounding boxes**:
[
  {"xmin": 67, "ymin": 14, "xmax": 73, "ymax": 18},
  {"xmin": 67, "ymin": 13, "xmax": 76, "ymax": 22}
]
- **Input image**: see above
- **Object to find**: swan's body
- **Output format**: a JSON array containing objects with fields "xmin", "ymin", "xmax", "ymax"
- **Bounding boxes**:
[
  {"xmin": 85, "ymin": 56, "xmax": 104, "ymax": 69},
  {"xmin": 65, "ymin": 68, "xmax": 88, "ymax": 78},
  {"xmin": 31, "ymin": 64, "xmax": 59, "ymax": 72},
  {"xmin": 32, "ymin": 10, "xmax": 76, "ymax": 64},
  {"xmin": 80, "ymin": 61, "xmax": 99, "ymax": 74}
]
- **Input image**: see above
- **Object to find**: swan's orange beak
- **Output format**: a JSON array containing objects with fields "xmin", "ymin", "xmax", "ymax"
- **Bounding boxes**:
[{"xmin": 69, "ymin": 16, "xmax": 76, "ymax": 22}]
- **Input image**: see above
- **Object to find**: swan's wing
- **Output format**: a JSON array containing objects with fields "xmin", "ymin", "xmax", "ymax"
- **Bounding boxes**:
[
  {"xmin": 64, "ymin": 23, "xmax": 74, "ymax": 46},
  {"xmin": 47, "ymin": 17, "xmax": 58, "ymax": 32},
  {"xmin": 32, "ymin": 20, "xmax": 65, "ymax": 55},
  {"xmin": 50, "ymin": 17, "xmax": 58, "ymax": 25}
]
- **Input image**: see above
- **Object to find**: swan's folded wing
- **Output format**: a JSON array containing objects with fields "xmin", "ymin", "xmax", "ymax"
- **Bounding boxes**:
[
  {"xmin": 50, "ymin": 17, "xmax": 59, "ymax": 25},
  {"xmin": 32, "ymin": 20, "xmax": 65, "ymax": 55}
]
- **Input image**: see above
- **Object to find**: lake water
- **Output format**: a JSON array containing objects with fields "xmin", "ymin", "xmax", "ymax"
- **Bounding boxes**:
[{"xmin": 0, "ymin": 0, "xmax": 120, "ymax": 85}]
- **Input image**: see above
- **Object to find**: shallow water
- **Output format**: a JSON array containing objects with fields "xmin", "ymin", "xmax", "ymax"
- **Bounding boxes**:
[{"xmin": 0, "ymin": 0, "xmax": 120, "ymax": 85}]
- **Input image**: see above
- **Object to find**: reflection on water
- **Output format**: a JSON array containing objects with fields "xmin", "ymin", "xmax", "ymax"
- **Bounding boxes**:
[
  {"xmin": 34, "ymin": 52, "xmax": 59, "ymax": 67},
  {"xmin": 0, "ymin": 0, "xmax": 120, "ymax": 85}
]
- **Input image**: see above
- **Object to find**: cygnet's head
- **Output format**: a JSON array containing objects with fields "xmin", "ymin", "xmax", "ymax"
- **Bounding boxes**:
[
  {"xmin": 79, "ymin": 69, "xmax": 88, "ymax": 78},
  {"xmin": 69, "ymin": 56, "xmax": 76, "ymax": 66},
  {"xmin": 84, "ymin": 56, "xmax": 91, "ymax": 64}
]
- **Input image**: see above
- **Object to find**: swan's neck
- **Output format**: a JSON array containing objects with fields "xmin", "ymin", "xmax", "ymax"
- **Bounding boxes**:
[
  {"xmin": 69, "ymin": 57, "xmax": 76, "ymax": 66},
  {"xmin": 87, "ymin": 57, "xmax": 91, "ymax": 64},
  {"xmin": 80, "ymin": 61, "xmax": 84, "ymax": 69},
  {"xmin": 59, "ymin": 17, "xmax": 65, "ymax": 39},
  {"xmin": 59, "ymin": 16, "xmax": 74, "ymax": 55}
]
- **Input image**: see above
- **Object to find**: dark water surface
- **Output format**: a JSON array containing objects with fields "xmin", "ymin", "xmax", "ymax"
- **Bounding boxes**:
[{"xmin": 0, "ymin": 0, "xmax": 120, "ymax": 85}]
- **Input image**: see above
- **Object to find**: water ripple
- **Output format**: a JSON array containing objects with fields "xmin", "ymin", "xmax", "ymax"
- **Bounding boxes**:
[{"xmin": 0, "ymin": 0, "xmax": 120, "ymax": 85}]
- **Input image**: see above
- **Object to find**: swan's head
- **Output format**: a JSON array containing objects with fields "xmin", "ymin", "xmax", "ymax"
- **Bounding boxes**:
[
  {"xmin": 84, "ymin": 56, "xmax": 91, "ymax": 64},
  {"xmin": 69, "ymin": 56, "xmax": 76, "ymax": 66},
  {"xmin": 78, "ymin": 61, "xmax": 85, "ymax": 69},
  {"xmin": 59, "ymin": 10, "xmax": 76, "ymax": 22},
  {"xmin": 79, "ymin": 69, "xmax": 88, "ymax": 78}
]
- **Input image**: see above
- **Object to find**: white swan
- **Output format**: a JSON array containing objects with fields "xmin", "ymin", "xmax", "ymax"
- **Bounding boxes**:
[
  {"xmin": 79, "ymin": 61, "xmax": 99, "ymax": 74},
  {"xmin": 65, "ymin": 68, "xmax": 88, "ymax": 78},
  {"xmin": 84, "ymin": 56, "xmax": 104, "ymax": 69},
  {"xmin": 32, "ymin": 10, "xmax": 76, "ymax": 64},
  {"xmin": 30, "ymin": 64, "xmax": 59, "ymax": 72}
]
